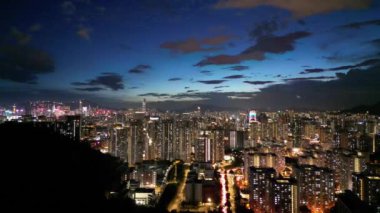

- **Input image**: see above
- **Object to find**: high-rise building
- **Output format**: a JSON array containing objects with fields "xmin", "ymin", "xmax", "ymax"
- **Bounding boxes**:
[
  {"xmin": 79, "ymin": 100, "xmax": 83, "ymax": 114},
  {"xmin": 161, "ymin": 119, "xmax": 174, "ymax": 161},
  {"xmin": 142, "ymin": 98, "xmax": 146, "ymax": 113},
  {"xmin": 63, "ymin": 115, "xmax": 81, "ymax": 142},
  {"xmin": 374, "ymin": 133, "xmax": 380, "ymax": 153},
  {"xmin": 147, "ymin": 118, "xmax": 162, "ymax": 160},
  {"xmin": 249, "ymin": 122, "xmax": 261, "ymax": 147},
  {"xmin": 110, "ymin": 124, "xmax": 128, "ymax": 162},
  {"xmin": 230, "ymin": 130, "xmax": 244, "ymax": 149},
  {"xmin": 209, "ymin": 129, "xmax": 225, "ymax": 163},
  {"xmin": 296, "ymin": 165, "xmax": 335, "ymax": 212},
  {"xmin": 248, "ymin": 167, "xmax": 276, "ymax": 212},
  {"xmin": 290, "ymin": 117, "xmax": 303, "ymax": 148},
  {"xmin": 196, "ymin": 131, "xmax": 210, "ymax": 162},
  {"xmin": 271, "ymin": 176, "xmax": 299, "ymax": 213},
  {"xmin": 244, "ymin": 150, "xmax": 277, "ymax": 180},
  {"xmin": 352, "ymin": 154, "xmax": 380, "ymax": 210},
  {"xmin": 128, "ymin": 119, "xmax": 144, "ymax": 165}
]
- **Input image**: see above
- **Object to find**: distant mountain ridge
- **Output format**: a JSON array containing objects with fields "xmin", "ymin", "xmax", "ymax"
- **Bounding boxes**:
[{"xmin": 341, "ymin": 101, "xmax": 380, "ymax": 115}]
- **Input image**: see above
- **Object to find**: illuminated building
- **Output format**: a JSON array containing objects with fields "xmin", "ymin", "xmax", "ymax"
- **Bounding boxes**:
[
  {"xmin": 290, "ymin": 117, "xmax": 303, "ymax": 148},
  {"xmin": 229, "ymin": 130, "xmax": 244, "ymax": 149},
  {"xmin": 296, "ymin": 165, "xmax": 335, "ymax": 212},
  {"xmin": 209, "ymin": 128, "xmax": 225, "ymax": 163},
  {"xmin": 248, "ymin": 167, "xmax": 276, "ymax": 212},
  {"xmin": 249, "ymin": 121, "xmax": 261, "ymax": 147},
  {"xmin": 132, "ymin": 167, "xmax": 157, "ymax": 188},
  {"xmin": 374, "ymin": 133, "xmax": 380, "ymax": 153},
  {"xmin": 194, "ymin": 128, "xmax": 224, "ymax": 163},
  {"xmin": 173, "ymin": 120, "xmax": 194, "ymax": 162},
  {"xmin": 63, "ymin": 115, "xmax": 81, "ymax": 142},
  {"xmin": 128, "ymin": 119, "xmax": 144, "ymax": 165},
  {"xmin": 147, "ymin": 118, "xmax": 162, "ymax": 160},
  {"xmin": 249, "ymin": 110, "xmax": 257, "ymax": 123},
  {"xmin": 110, "ymin": 124, "xmax": 128, "ymax": 162},
  {"xmin": 271, "ymin": 176, "xmax": 299, "ymax": 213},
  {"xmin": 161, "ymin": 119, "xmax": 174, "ymax": 161},
  {"xmin": 132, "ymin": 188, "xmax": 155, "ymax": 206},
  {"xmin": 184, "ymin": 162, "xmax": 219, "ymax": 208},
  {"xmin": 195, "ymin": 131, "xmax": 211, "ymax": 162},
  {"xmin": 78, "ymin": 100, "xmax": 82, "ymax": 114},
  {"xmin": 244, "ymin": 150, "xmax": 277, "ymax": 180},
  {"xmin": 142, "ymin": 98, "xmax": 146, "ymax": 113},
  {"xmin": 352, "ymin": 154, "xmax": 380, "ymax": 210}
]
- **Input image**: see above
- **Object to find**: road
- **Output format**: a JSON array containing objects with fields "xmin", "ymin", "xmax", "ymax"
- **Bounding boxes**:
[
  {"xmin": 220, "ymin": 172, "xmax": 228, "ymax": 213},
  {"xmin": 155, "ymin": 160, "xmax": 177, "ymax": 203},
  {"xmin": 167, "ymin": 164, "xmax": 189, "ymax": 212},
  {"xmin": 227, "ymin": 171, "xmax": 237, "ymax": 213}
]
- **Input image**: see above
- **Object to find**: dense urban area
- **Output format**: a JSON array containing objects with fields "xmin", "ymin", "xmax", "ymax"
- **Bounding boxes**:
[{"xmin": 1, "ymin": 100, "xmax": 379, "ymax": 213}]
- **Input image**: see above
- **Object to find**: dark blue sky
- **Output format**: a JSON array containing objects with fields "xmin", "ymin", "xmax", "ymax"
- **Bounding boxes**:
[{"xmin": 1, "ymin": 0, "xmax": 380, "ymax": 110}]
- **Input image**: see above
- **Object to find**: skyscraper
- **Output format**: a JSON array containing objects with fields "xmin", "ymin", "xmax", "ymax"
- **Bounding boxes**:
[
  {"xmin": 296, "ymin": 165, "xmax": 335, "ymax": 212},
  {"xmin": 110, "ymin": 124, "xmax": 128, "ymax": 162},
  {"xmin": 352, "ymin": 154, "xmax": 380, "ymax": 210},
  {"xmin": 142, "ymin": 98, "xmax": 146, "ymax": 113},
  {"xmin": 248, "ymin": 167, "xmax": 276, "ymax": 212},
  {"xmin": 271, "ymin": 176, "xmax": 299, "ymax": 213},
  {"xmin": 128, "ymin": 119, "xmax": 144, "ymax": 165}
]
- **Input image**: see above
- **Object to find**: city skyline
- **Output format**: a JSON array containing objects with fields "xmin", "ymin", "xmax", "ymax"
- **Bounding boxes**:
[{"xmin": 1, "ymin": 0, "xmax": 380, "ymax": 110}]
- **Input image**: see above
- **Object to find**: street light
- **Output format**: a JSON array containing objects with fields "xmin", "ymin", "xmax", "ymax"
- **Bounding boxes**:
[{"xmin": 206, "ymin": 197, "xmax": 213, "ymax": 213}]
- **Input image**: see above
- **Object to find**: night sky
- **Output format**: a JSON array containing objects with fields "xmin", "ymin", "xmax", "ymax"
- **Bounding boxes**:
[{"xmin": 1, "ymin": 0, "xmax": 380, "ymax": 110}]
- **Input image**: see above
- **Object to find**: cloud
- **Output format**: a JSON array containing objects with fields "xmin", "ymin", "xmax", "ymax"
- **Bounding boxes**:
[
  {"xmin": 71, "ymin": 73, "xmax": 124, "ymax": 91},
  {"xmin": 214, "ymin": 85, "xmax": 230, "ymax": 89},
  {"xmin": 229, "ymin": 65, "xmax": 249, "ymax": 71},
  {"xmin": 249, "ymin": 18, "xmax": 280, "ymax": 39},
  {"xmin": 242, "ymin": 31, "xmax": 311, "ymax": 54},
  {"xmin": 184, "ymin": 86, "xmax": 190, "ymax": 89},
  {"xmin": 214, "ymin": 0, "xmax": 372, "ymax": 17},
  {"xmin": 77, "ymin": 26, "xmax": 91, "ymax": 40},
  {"xmin": 339, "ymin": 19, "xmax": 380, "ymax": 29},
  {"xmin": 300, "ymin": 58, "xmax": 380, "ymax": 74},
  {"xmin": 0, "ymin": 45, "xmax": 54, "ymax": 84},
  {"xmin": 301, "ymin": 68, "xmax": 325, "ymax": 74},
  {"xmin": 195, "ymin": 52, "xmax": 264, "ymax": 66},
  {"xmin": 252, "ymin": 65, "xmax": 380, "ymax": 110},
  {"xmin": 160, "ymin": 35, "xmax": 232, "ymax": 54},
  {"xmin": 128, "ymin": 86, "xmax": 139, "ymax": 89},
  {"xmin": 168, "ymin": 77, "xmax": 182, "ymax": 81},
  {"xmin": 223, "ymin": 74, "xmax": 246, "ymax": 79},
  {"xmin": 371, "ymin": 38, "xmax": 380, "ymax": 44},
  {"xmin": 75, "ymin": 87, "xmax": 105, "ymax": 92},
  {"xmin": 129, "ymin": 64, "xmax": 151, "ymax": 74},
  {"xmin": 200, "ymin": 70, "xmax": 213, "ymax": 76},
  {"xmin": 284, "ymin": 76, "xmax": 336, "ymax": 81},
  {"xmin": 202, "ymin": 35, "xmax": 233, "ymax": 46},
  {"xmin": 169, "ymin": 91, "xmax": 255, "ymax": 100},
  {"xmin": 197, "ymin": 80, "xmax": 227, "ymax": 84},
  {"xmin": 244, "ymin": 81, "xmax": 274, "ymax": 85},
  {"xmin": 195, "ymin": 31, "xmax": 310, "ymax": 66},
  {"xmin": 228, "ymin": 95, "xmax": 252, "ymax": 100},
  {"xmin": 186, "ymin": 90, "xmax": 198, "ymax": 93},
  {"xmin": 138, "ymin": 93, "xmax": 170, "ymax": 97}
]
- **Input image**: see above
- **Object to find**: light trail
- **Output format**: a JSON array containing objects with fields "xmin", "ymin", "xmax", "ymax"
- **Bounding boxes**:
[{"xmin": 220, "ymin": 171, "xmax": 228, "ymax": 213}]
